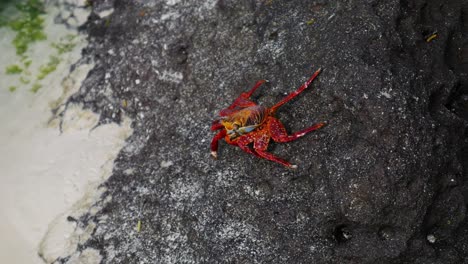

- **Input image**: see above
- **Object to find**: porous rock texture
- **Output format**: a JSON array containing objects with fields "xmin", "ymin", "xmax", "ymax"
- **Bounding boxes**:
[{"xmin": 59, "ymin": 0, "xmax": 468, "ymax": 263}]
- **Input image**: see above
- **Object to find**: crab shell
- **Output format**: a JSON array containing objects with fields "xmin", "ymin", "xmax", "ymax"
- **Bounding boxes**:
[{"xmin": 220, "ymin": 105, "xmax": 268, "ymax": 140}]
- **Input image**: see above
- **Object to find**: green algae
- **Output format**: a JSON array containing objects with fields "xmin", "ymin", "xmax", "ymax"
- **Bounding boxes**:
[
  {"xmin": 1, "ymin": 0, "xmax": 79, "ymax": 93},
  {"xmin": 30, "ymin": 82, "xmax": 41, "ymax": 93},
  {"xmin": 6, "ymin": 64, "xmax": 23, "ymax": 74},
  {"xmin": 51, "ymin": 34, "xmax": 77, "ymax": 54},
  {"xmin": 19, "ymin": 76, "xmax": 30, "ymax": 84},
  {"xmin": 5, "ymin": 0, "xmax": 47, "ymax": 55},
  {"xmin": 37, "ymin": 55, "xmax": 60, "ymax": 80}
]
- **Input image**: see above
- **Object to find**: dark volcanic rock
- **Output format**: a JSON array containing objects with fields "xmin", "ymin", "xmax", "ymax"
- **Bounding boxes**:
[{"xmin": 61, "ymin": 0, "xmax": 467, "ymax": 263}]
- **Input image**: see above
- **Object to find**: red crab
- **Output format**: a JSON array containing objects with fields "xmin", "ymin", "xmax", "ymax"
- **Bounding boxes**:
[{"xmin": 210, "ymin": 68, "xmax": 326, "ymax": 169}]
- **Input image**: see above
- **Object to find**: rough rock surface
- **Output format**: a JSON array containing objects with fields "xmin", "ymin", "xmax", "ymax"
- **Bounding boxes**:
[{"xmin": 58, "ymin": 0, "xmax": 467, "ymax": 263}]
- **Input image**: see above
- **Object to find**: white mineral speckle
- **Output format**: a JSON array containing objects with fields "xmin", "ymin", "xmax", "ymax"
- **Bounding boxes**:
[
  {"xmin": 161, "ymin": 160, "xmax": 174, "ymax": 168},
  {"xmin": 161, "ymin": 11, "xmax": 181, "ymax": 21},
  {"xmin": 427, "ymin": 234, "xmax": 436, "ymax": 243},
  {"xmin": 158, "ymin": 70, "xmax": 184, "ymax": 83},
  {"xmin": 124, "ymin": 168, "xmax": 135, "ymax": 175},
  {"xmin": 380, "ymin": 91, "xmax": 392, "ymax": 99},
  {"xmin": 166, "ymin": 0, "xmax": 181, "ymax": 6},
  {"xmin": 96, "ymin": 8, "xmax": 114, "ymax": 18}
]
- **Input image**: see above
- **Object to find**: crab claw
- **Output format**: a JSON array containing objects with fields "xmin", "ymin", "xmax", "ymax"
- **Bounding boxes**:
[{"xmin": 211, "ymin": 151, "xmax": 218, "ymax": 159}]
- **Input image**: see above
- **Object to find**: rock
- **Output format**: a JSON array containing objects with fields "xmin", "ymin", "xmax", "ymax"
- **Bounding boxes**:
[{"xmin": 57, "ymin": 0, "xmax": 468, "ymax": 263}]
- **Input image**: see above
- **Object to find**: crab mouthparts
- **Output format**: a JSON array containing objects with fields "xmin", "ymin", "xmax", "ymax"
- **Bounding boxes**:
[{"xmin": 227, "ymin": 124, "xmax": 259, "ymax": 139}]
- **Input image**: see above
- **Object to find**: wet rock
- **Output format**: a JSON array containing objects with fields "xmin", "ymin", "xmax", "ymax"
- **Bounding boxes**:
[{"xmin": 58, "ymin": 0, "xmax": 467, "ymax": 263}]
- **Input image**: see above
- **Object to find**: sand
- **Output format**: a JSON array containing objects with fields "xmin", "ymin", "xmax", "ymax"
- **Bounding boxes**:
[{"xmin": 0, "ymin": 1, "xmax": 131, "ymax": 263}]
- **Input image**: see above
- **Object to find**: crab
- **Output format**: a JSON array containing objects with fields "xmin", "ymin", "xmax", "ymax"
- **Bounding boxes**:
[{"xmin": 210, "ymin": 68, "xmax": 326, "ymax": 169}]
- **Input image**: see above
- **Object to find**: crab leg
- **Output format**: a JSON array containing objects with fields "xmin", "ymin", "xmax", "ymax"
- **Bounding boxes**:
[
  {"xmin": 243, "ymin": 79, "xmax": 267, "ymax": 98},
  {"xmin": 269, "ymin": 117, "xmax": 325, "ymax": 143},
  {"xmin": 211, "ymin": 120, "xmax": 224, "ymax": 131},
  {"xmin": 255, "ymin": 150, "xmax": 296, "ymax": 168},
  {"xmin": 236, "ymin": 134, "xmax": 262, "ymax": 158},
  {"xmin": 253, "ymin": 133, "xmax": 296, "ymax": 168},
  {"xmin": 210, "ymin": 129, "xmax": 227, "ymax": 159},
  {"xmin": 270, "ymin": 68, "xmax": 321, "ymax": 113},
  {"xmin": 220, "ymin": 80, "xmax": 267, "ymax": 116}
]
